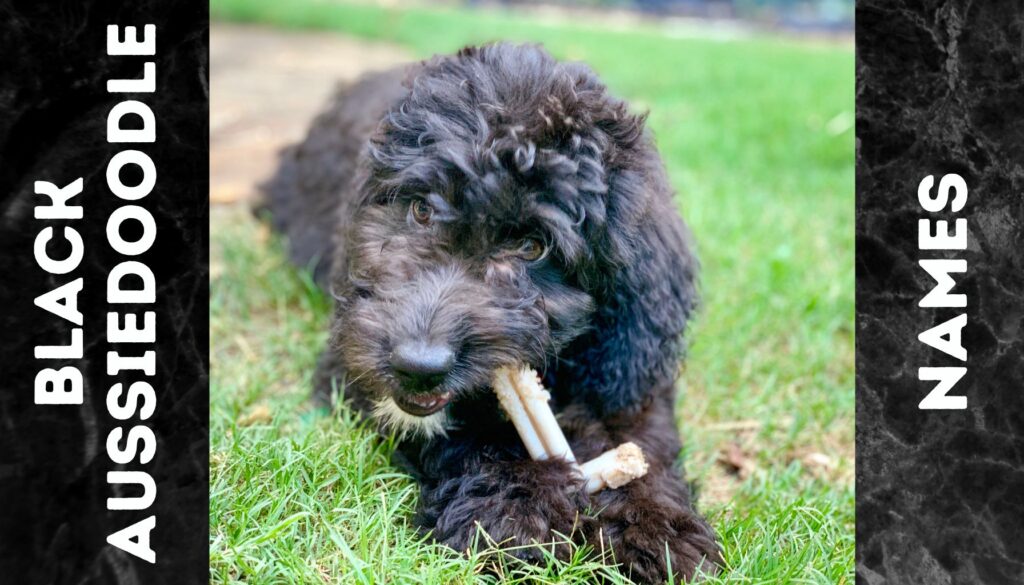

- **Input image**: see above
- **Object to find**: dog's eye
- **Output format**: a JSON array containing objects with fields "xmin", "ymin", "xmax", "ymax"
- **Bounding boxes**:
[
  {"xmin": 516, "ymin": 237, "xmax": 546, "ymax": 262},
  {"xmin": 410, "ymin": 199, "xmax": 433, "ymax": 225}
]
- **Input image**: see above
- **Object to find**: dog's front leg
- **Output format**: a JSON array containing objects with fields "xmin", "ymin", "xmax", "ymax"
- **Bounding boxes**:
[
  {"xmin": 588, "ymin": 463, "xmax": 721, "ymax": 583},
  {"xmin": 560, "ymin": 402, "xmax": 719, "ymax": 583},
  {"xmin": 416, "ymin": 455, "xmax": 592, "ymax": 562}
]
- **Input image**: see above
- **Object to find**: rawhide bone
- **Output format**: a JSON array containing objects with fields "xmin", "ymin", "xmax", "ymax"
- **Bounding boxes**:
[{"xmin": 492, "ymin": 365, "xmax": 648, "ymax": 493}]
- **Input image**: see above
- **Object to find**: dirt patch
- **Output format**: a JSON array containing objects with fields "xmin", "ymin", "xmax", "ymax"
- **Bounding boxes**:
[{"xmin": 211, "ymin": 24, "xmax": 411, "ymax": 204}]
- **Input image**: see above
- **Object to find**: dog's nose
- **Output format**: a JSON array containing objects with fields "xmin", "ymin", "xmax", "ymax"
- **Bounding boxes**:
[{"xmin": 390, "ymin": 340, "xmax": 455, "ymax": 391}]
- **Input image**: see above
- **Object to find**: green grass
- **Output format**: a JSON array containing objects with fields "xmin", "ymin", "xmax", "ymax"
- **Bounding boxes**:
[{"xmin": 210, "ymin": 2, "xmax": 854, "ymax": 583}]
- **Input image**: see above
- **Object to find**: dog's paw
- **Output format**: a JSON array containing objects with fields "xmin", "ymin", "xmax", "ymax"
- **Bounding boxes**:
[
  {"xmin": 590, "ymin": 470, "xmax": 721, "ymax": 583},
  {"xmin": 422, "ymin": 458, "xmax": 590, "ymax": 562}
]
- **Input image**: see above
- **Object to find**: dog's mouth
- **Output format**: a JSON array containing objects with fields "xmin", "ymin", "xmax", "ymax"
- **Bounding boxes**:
[{"xmin": 392, "ymin": 390, "xmax": 452, "ymax": 416}]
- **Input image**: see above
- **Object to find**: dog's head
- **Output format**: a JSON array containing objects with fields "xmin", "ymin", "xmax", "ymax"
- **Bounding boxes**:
[{"xmin": 332, "ymin": 43, "xmax": 697, "ymax": 437}]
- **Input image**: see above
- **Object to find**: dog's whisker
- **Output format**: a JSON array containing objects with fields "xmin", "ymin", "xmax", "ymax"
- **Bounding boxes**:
[{"xmin": 343, "ymin": 366, "xmax": 375, "ymax": 388}]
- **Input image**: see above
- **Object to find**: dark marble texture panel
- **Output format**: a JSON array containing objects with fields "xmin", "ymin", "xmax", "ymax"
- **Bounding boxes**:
[
  {"xmin": 857, "ymin": 0, "xmax": 1024, "ymax": 583},
  {"xmin": 0, "ymin": 1, "xmax": 209, "ymax": 583}
]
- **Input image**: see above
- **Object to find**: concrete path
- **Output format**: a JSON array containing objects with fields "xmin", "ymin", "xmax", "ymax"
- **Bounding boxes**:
[{"xmin": 211, "ymin": 24, "xmax": 410, "ymax": 204}]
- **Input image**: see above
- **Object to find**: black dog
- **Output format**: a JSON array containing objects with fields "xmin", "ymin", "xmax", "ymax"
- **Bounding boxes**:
[{"xmin": 261, "ymin": 43, "xmax": 721, "ymax": 583}]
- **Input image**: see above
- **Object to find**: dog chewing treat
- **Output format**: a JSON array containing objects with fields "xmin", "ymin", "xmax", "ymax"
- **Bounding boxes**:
[
  {"xmin": 492, "ymin": 365, "xmax": 576, "ymax": 462},
  {"xmin": 492, "ymin": 366, "xmax": 648, "ymax": 493}
]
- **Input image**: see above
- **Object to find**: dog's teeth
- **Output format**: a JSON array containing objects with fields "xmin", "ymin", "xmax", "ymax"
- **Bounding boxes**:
[{"xmin": 372, "ymin": 397, "xmax": 449, "ymax": 440}]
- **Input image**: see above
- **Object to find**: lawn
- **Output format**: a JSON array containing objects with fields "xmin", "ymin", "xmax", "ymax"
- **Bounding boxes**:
[{"xmin": 209, "ymin": 2, "xmax": 855, "ymax": 583}]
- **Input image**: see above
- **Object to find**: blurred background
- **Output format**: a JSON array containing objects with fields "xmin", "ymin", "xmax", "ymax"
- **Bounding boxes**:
[
  {"xmin": 467, "ymin": 0, "xmax": 852, "ymax": 31},
  {"xmin": 210, "ymin": 1, "xmax": 854, "ymax": 582}
]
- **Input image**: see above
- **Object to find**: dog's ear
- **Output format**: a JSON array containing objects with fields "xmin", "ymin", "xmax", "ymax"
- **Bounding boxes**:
[{"xmin": 553, "ymin": 136, "xmax": 698, "ymax": 415}]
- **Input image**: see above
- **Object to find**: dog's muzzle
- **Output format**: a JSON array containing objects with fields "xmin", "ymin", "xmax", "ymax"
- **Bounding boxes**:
[{"xmin": 389, "ymin": 339, "xmax": 455, "ymax": 416}]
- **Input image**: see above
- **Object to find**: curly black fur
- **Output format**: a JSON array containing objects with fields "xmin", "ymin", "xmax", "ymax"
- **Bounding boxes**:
[{"xmin": 260, "ymin": 43, "xmax": 721, "ymax": 583}]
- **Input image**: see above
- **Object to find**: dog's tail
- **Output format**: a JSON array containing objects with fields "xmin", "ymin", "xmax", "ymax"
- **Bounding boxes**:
[{"xmin": 254, "ymin": 68, "xmax": 409, "ymax": 288}]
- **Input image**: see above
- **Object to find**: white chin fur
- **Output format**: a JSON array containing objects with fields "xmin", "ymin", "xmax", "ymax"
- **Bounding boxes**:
[{"xmin": 372, "ymin": 398, "xmax": 449, "ymax": 440}]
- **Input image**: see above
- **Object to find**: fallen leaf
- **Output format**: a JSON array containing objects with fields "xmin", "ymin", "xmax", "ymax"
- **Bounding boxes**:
[
  {"xmin": 237, "ymin": 404, "xmax": 272, "ymax": 427},
  {"xmin": 717, "ymin": 442, "xmax": 756, "ymax": 479},
  {"xmin": 802, "ymin": 451, "xmax": 836, "ymax": 470}
]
